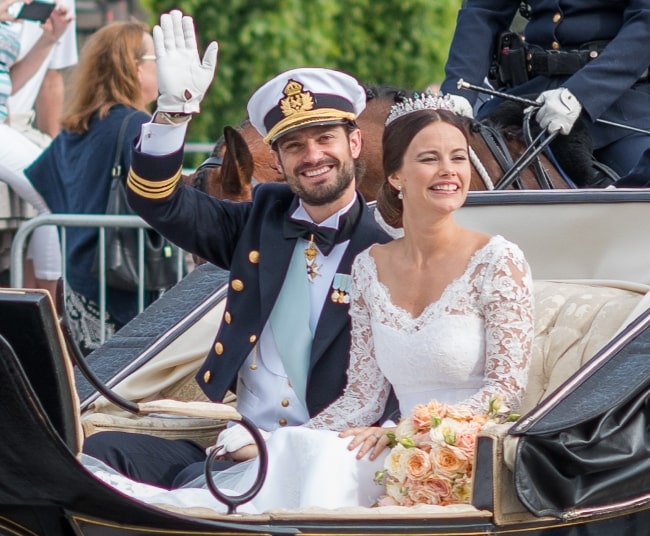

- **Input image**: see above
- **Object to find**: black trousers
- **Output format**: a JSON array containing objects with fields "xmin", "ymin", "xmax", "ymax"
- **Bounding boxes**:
[{"xmin": 83, "ymin": 431, "xmax": 233, "ymax": 488}]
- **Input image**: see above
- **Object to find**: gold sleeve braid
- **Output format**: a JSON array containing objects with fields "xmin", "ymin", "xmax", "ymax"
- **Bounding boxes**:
[{"xmin": 127, "ymin": 167, "xmax": 183, "ymax": 199}]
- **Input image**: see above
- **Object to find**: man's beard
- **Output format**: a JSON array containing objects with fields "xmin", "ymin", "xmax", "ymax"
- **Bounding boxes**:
[{"xmin": 287, "ymin": 157, "xmax": 356, "ymax": 206}]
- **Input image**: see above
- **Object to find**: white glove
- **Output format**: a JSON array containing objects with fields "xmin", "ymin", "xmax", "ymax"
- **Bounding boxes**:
[
  {"xmin": 154, "ymin": 10, "xmax": 219, "ymax": 114},
  {"xmin": 212, "ymin": 423, "xmax": 271, "ymax": 454},
  {"xmin": 531, "ymin": 88, "xmax": 582, "ymax": 135},
  {"xmin": 446, "ymin": 94, "xmax": 474, "ymax": 118}
]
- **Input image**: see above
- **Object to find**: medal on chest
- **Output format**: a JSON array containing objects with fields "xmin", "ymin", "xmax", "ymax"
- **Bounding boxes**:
[
  {"xmin": 331, "ymin": 273, "xmax": 351, "ymax": 303},
  {"xmin": 304, "ymin": 234, "xmax": 321, "ymax": 281}
]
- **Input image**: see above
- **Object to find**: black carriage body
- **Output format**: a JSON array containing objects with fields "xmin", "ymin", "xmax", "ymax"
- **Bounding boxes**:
[{"xmin": 1, "ymin": 191, "xmax": 650, "ymax": 535}]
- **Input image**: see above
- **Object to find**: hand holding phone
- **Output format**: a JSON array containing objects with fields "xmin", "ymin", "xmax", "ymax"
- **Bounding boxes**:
[{"xmin": 11, "ymin": 1, "xmax": 56, "ymax": 23}]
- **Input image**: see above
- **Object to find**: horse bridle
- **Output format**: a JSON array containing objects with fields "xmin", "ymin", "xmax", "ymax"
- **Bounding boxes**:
[
  {"xmin": 494, "ymin": 111, "xmax": 558, "ymax": 189},
  {"xmin": 475, "ymin": 122, "xmax": 522, "ymax": 189},
  {"xmin": 193, "ymin": 155, "xmax": 261, "ymax": 193},
  {"xmin": 476, "ymin": 111, "xmax": 558, "ymax": 189},
  {"xmin": 191, "ymin": 155, "xmax": 223, "ymax": 192},
  {"xmin": 197, "ymin": 156, "xmax": 224, "ymax": 170}
]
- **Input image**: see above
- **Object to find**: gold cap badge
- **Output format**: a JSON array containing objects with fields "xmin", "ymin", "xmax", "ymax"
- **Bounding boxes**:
[{"xmin": 280, "ymin": 80, "xmax": 314, "ymax": 118}]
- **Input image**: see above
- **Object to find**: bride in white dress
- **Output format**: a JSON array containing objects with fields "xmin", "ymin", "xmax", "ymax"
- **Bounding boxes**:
[{"xmin": 86, "ymin": 101, "xmax": 534, "ymax": 514}]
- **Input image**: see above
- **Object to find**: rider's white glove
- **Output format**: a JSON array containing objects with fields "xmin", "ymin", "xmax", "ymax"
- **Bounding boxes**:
[
  {"xmin": 446, "ymin": 94, "xmax": 474, "ymax": 118},
  {"xmin": 212, "ymin": 423, "xmax": 270, "ymax": 454},
  {"xmin": 532, "ymin": 88, "xmax": 582, "ymax": 135},
  {"xmin": 154, "ymin": 10, "xmax": 218, "ymax": 114}
]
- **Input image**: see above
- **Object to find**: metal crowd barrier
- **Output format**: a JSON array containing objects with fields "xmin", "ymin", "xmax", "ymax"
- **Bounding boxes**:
[
  {"xmin": 10, "ymin": 213, "xmax": 186, "ymax": 344},
  {"xmin": 184, "ymin": 142, "xmax": 215, "ymax": 154}
]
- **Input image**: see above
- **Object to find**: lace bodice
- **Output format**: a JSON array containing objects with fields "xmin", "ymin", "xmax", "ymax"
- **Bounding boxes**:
[{"xmin": 308, "ymin": 235, "xmax": 534, "ymax": 430}]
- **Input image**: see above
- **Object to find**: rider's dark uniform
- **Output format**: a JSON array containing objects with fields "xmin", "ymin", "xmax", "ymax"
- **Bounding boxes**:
[{"xmin": 440, "ymin": 1, "xmax": 650, "ymax": 186}]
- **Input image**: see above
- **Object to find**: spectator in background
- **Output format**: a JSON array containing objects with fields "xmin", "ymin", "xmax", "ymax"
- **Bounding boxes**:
[
  {"xmin": 7, "ymin": 0, "xmax": 77, "ymax": 147},
  {"xmin": 0, "ymin": 0, "xmax": 71, "ymax": 298},
  {"xmin": 26, "ymin": 20, "xmax": 159, "ymax": 354}
]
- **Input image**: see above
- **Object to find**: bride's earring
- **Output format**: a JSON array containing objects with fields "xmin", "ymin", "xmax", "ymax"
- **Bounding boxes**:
[{"xmin": 397, "ymin": 187, "xmax": 404, "ymax": 200}]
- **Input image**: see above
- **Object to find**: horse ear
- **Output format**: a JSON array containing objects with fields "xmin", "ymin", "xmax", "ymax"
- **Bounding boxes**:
[{"xmin": 221, "ymin": 126, "xmax": 255, "ymax": 196}]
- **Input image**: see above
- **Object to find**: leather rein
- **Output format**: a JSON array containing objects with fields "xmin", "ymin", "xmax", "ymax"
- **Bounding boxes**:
[{"xmin": 475, "ymin": 112, "xmax": 556, "ymax": 189}]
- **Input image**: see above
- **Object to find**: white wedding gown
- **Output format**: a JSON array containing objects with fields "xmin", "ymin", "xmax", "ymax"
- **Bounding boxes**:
[{"xmin": 84, "ymin": 235, "xmax": 533, "ymax": 514}]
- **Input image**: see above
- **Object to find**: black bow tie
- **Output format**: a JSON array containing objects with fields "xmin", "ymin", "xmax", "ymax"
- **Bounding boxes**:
[{"xmin": 283, "ymin": 198, "xmax": 361, "ymax": 255}]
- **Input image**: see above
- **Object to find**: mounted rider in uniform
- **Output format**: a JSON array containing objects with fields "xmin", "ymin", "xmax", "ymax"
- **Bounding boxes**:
[{"xmin": 440, "ymin": 1, "xmax": 650, "ymax": 187}]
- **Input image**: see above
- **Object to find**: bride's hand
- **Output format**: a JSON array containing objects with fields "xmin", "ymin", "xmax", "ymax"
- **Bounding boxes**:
[{"xmin": 339, "ymin": 426, "xmax": 393, "ymax": 460}]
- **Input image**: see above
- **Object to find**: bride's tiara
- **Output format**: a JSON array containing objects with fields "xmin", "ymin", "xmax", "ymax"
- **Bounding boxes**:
[{"xmin": 385, "ymin": 92, "xmax": 458, "ymax": 126}]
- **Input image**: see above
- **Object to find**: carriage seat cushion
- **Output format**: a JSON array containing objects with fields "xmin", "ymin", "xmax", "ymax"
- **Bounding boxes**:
[
  {"xmin": 522, "ymin": 280, "xmax": 646, "ymax": 414},
  {"xmin": 484, "ymin": 280, "xmax": 647, "ymax": 524}
]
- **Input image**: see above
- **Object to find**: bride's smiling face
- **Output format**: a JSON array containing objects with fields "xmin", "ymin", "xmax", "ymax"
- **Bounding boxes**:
[{"xmin": 389, "ymin": 121, "xmax": 471, "ymax": 215}]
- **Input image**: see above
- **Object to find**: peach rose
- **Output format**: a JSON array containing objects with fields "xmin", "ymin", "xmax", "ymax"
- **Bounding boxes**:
[
  {"xmin": 412, "ymin": 405, "xmax": 435, "ymax": 431},
  {"xmin": 408, "ymin": 476, "xmax": 452, "ymax": 505},
  {"xmin": 455, "ymin": 421, "xmax": 482, "ymax": 457},
  {"xmin": 431, "ymin": 444, "xmax": 470, "ymax": 479},
  {"xmin": 403, "ymin": 447, "xmax": 432, "ymax": 480}
]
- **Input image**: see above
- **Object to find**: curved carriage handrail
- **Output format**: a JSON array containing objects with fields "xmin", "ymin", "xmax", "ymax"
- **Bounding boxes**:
[{"xmin": 204, "ymin": 415, "xmax": 270, "ymax": 515}]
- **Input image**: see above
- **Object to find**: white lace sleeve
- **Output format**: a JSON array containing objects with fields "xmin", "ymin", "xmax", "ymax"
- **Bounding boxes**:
[
  {"xmin": 459, "ymin": 240, "xmax": 534, "ymax": 413},
  {"xmin": 306, "ymin": 253, "xmax": 392, "ymax": 431}
]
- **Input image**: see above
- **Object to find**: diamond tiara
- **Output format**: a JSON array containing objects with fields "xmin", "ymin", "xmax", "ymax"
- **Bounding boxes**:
[{"xmin": 385, "ymin": 92, "xmax": 459, "ymax": 126}]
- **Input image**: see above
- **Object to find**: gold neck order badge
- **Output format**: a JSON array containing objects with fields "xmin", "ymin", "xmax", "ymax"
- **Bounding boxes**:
[{"xmin": 304, "ymin": 234, "xmax": 321, "ymax": 281}]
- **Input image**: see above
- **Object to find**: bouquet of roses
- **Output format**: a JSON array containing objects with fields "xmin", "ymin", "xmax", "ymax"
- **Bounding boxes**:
[{"xmin": 374, "ymin": 397, "xmax": 518, "ymax": 507}]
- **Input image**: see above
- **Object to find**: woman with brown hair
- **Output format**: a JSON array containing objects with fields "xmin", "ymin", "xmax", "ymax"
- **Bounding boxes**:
[{"xmin": 26, "ymin": 20, "xmax": 158, "ymax": 354}]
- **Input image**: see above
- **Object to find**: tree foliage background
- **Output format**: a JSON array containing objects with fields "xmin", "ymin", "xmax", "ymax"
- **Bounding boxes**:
[{"xmin": 139, "ymin": 0, "xmax": 463, "ymax": 146}]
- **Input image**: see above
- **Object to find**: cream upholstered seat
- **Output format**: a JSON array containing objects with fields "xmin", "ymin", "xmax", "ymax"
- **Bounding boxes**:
[
  {"xmin": 523, "ymin": 280, "xmax": 647, "ymax": 414},
  {"xmin": 477, "ymin": 279, "xmax": 649, "ymax": 524}
]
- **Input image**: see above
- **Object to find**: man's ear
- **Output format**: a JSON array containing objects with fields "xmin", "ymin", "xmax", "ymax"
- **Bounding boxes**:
[
  {"xmin": 271, "ymin": 150, "xmax": 283, "ymax": 174},
  {"xmin": 349, "ymin": 128, "xmax": 362, "ymax": 159}
]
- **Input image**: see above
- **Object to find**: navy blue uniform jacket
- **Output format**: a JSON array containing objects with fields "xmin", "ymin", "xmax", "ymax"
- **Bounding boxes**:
[
  {"xmin": 127, "ymin": 145, "xmax": 391, "ymax": 418},
  {"xmin": 440, "ymin": 0, "xmax": 650, "ymax": 149}
]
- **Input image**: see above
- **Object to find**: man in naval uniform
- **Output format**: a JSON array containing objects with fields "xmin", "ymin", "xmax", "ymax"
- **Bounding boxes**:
[
  {"xmin": 439, "ymin": 1, "xmax": 650, "ymax": 187},
  {"xmin": 83, "ymin": 10, "xmax": 392, "ymax": 487}
]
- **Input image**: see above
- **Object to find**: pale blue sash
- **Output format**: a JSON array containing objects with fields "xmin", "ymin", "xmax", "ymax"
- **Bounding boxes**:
[{"xmin": 269, "ymin": 242, "xmax": 312, "ymax": 407}]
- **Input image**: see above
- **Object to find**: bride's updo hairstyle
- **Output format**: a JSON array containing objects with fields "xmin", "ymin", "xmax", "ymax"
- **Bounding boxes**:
[{"xmin": 377, "ymin": 108, "xmax": 470, "ymax": 229}]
